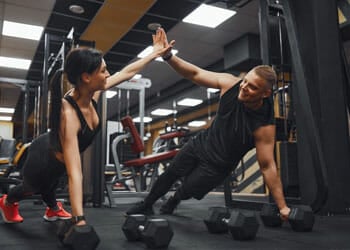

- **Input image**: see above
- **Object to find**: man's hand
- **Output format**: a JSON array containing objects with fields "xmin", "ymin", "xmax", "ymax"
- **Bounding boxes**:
[{"xmin": 279, "ymin": 206, "xmax": 291, "ymax": 221}]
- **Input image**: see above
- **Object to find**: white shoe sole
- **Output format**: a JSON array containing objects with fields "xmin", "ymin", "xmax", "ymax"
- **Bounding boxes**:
[{"xmin": 43, "ymin": 215, "xmax": 72, "ymax": 222}]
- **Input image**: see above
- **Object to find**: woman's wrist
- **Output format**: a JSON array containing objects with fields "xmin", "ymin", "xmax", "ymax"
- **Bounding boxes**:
[{"xmin": 71, "ymin": 215, "xmax": 85, "ymax": 224}]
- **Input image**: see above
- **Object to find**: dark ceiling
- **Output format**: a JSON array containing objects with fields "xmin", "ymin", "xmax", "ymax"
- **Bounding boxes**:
[
  {"xmin": 19, "ymin": 0, "xmax": 261, "ymax": 125},
  {"xmin": 2, "ymin": 0, "xmax": 349, "ymax": 135}
]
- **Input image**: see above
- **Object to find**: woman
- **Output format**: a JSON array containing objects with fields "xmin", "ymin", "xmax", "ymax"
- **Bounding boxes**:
[{"xmin": 0, "ymin": 29, "xmax": 172, "ymax": 225}]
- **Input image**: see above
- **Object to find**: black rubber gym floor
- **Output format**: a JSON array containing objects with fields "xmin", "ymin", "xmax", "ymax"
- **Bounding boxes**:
[{"xmin": 0, "ymin": 193, "xmax": 349, "ymax": 250}]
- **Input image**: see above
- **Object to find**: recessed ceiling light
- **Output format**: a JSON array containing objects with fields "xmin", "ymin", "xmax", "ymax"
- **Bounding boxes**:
[
  {"xmin": 69, "ymin": 4, "xmax": 85, "ymax": 14},
  {"xmin": 147, "ymin": 23, "xmax": 161, "ymax": 31}
]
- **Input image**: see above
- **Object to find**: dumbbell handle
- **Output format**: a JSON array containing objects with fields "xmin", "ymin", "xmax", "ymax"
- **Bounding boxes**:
[
  {"xmin": 288, "ymin": 208, "xmax": 298, "ymax": 219},
  {"xmin": 222, "ymin": 218, "xmax": 230, "ymax": 224},
  {"xmin": 138, "ymin": 218, "xmax": 166, "ymax": 232}
]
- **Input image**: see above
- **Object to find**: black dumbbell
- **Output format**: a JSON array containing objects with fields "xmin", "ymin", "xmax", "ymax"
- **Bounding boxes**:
[
  {"xmin": 260, "ymin": 203, "xmax": 283, "ymax": 227},
  {"xmin": 122, "ymin": 214, "xmax": 174, "ymax": 248},
  {"xmin": 204, "ymin": 207, "xmax": 260, "ymax": 241},
  {"xmin": 57, "ymin": 220, "xmax": 72, "ymax": 242},
  {"xmin": 56, "ymin": 220, "xmax": 100, "ymax": 250},
  {"xmin": 260, "ymin": 203, "xmax": 315, "ymax": 232},
  {"xmin": 288, "ymin": 205, "xmax": 315, "ymax": 232}
]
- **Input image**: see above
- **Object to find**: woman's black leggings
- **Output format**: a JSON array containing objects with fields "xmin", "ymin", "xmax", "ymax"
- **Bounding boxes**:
[{"xmin": 7, "ymin": 133, "xmax": 66, "ymax": 208}]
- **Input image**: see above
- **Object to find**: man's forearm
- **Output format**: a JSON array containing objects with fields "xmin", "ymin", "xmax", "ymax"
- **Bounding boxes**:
[
  {"xmin": 167, "ymin": 55, "xmax": 199, "ymax": 81},
  {"xmin": 262, "ymin": 164, "xmax": 287, "ymax": 210}
]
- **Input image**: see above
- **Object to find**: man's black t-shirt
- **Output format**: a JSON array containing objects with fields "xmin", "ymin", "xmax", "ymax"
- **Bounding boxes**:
[{"xmin": 192, "ymin": 82, "xmax": 275, "ymax": 170}]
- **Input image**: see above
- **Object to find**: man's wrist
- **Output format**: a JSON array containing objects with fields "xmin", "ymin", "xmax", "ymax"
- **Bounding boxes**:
[{"xmin": 162, "ymin": 52, "xmax": 173, "ymax": 61}]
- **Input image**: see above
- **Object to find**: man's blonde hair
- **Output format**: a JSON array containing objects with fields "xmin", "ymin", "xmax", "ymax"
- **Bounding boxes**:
[{"xmin": 252, "ymin": 65, "xmax": 277, "ymax": 89}]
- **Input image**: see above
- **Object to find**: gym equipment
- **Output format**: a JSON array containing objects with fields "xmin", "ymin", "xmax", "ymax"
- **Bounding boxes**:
[
  {"xmin": 260, "ymin": 203, "xmax": 315, "ymax": 232},
  {"xmin": 105, "ymin": 116, "xmax": 187, "ymax": 207},
  {"xmin": 0, "ymin": 141, "xmax": 31, "ymax": 193},
  {"xmin": 56, "ymin": 220, "xmax": 100, "ymax": 250},
  {"xmin": 260, "ymin": 203, "xmax": 283, "ymax": 227},
  {"xmin": 122, "ymin": 214, "xmax": 174, "ymax": 248},
  {"xmin": 288, "ymin": 205, "xmax": 315, "ymax": 232},
  {"xmin": 204, "ymin": 207, "xmax": 259, "ymax": 240}
]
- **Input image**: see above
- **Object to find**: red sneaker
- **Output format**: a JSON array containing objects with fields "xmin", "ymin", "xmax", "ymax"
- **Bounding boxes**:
[
  {"xmin": 43, "ymin": 201, "xmax": 72, "ymax": 222},
  {"xmin": 0, "ymin": 195, "xmax": 24, "ymax": 223}
]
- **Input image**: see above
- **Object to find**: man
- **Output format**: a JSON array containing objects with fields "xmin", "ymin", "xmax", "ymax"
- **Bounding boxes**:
[{"xmin": 127, "ymin": 28, "xmax": 291, "ymax": 220}]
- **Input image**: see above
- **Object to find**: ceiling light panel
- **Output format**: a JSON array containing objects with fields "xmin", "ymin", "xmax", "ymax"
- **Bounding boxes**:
[
  {"xmin": 0, "ymin": 107, "xmax": 15, "ymax": 113},
  {"xmin": 133, "ymin": 116, "xmax": 153, "ymax": 123},
  {"xmin": 0, "ymin": 116, "xmax": 12, "ymax": 121},
  {"xmin": 188, "ymin": 120, "xmax": 207, "ymax": 127},
  {"xmin": 106, "ymin": 90, "xmax": 117, "ymax": 99},
  {"xmin": 177, "ymin": 98, "xmax": 203, "ymax": 107},
  {"xmin": 207, "ymin": 88, "xmax": 220, "ymax": 93},
  {"xmin": 2, "ymin": 21, "xmax": 44, "ymax": 40},
  {"xmin": 0, "ymin": 56, "xmax": 31, "ymax": 70},
  {"xmin": 137, "ymin": 46, "xmax": 178, "ymax": 61},
  {"xmin": 132, "ymin": 74, "xmax": 142, "ymax": 79},
  {"xmin": 182, "ymin": 4, "xmax": 236, "ymax": 28},
  {"xmin": 151, "ymin": 108, "xmax": 174, "ymax": 116}
]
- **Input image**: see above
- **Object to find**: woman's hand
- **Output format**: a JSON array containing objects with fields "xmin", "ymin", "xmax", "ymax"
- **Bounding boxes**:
[
  {"xmin": 152, "ymin": 28, "xmax": 175, "ymax": 58},
  {"xmin": 75, "ymin": 220, "xmax": 86, "ymax": 226}
]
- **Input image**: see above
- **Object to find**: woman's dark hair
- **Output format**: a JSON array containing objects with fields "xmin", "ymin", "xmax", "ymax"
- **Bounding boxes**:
[
  {"xmin": 64, "ymin": 47, "xmax": 103, "ymax": 85},
  {"xmin": 49, "ymin": 47, "xmax": 103, "ymax": 149}
]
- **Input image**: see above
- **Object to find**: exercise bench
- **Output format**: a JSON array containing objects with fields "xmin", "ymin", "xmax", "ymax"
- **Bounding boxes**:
[
  {"xmin": 105, "ymin": 116, "xmax": 187, "ymax": 207},
  {"xmin": 0, "ymin": 139, "xmax": 31, "ymax": 193}
]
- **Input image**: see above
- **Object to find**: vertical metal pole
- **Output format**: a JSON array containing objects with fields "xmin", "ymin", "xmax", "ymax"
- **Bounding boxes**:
[
  {"xmin": 172, "ymin": 100, "xmax": 177, "ymax": 129},
  {"xmin": 207, "ymin": 90, "xmax": 211, "ymax": 121},
  {"xmin": 126, "ymin": 90, "xmax": 130, "ymax": 116},
  {"xmin": 139, "ymin": 87, "xmax": 145, "ymax": 157},
  {"xmin": 340, "ymin": 38, "xmax": 350, "ymax": 111},
  {"xmin": 41, "ymin": 33, "xmax": 50, "ymax": 134},
  {"xmin": 97, "ymin": 92, "xmax": 107, "ymax": 207},
  {"xmin": 34, "ymin": 85, "xmax": 40, "ymax": 138},
  {"xmin": 259, "ymin": 0, "xmax": 270, "ymax": 64},
  {"xmin": 61, "ymin": 40, "xmax": 65, "ymax": 71},
  {"xmin": 277, "ymin": 10, "xmax": 288, "ymax": 139},
  {"xmin": 22, "ymin": 84, "xmax": 29, "ymax": 143},
  {"xmin": 282, "ymin": 0, "xmax": 328, "ymax": 211},
  {"xmin": 117, "ymin": 89, "xmax": 122, "ymax": 132},
  {"xmin": 101, "ymin": 92, "xmax": 107, "ymax": 168}
]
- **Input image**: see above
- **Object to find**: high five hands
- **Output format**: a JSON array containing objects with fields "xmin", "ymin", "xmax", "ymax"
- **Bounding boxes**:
[{"xmin": 152, "ymin": 28, "xmax": 175, "ymax": 59}]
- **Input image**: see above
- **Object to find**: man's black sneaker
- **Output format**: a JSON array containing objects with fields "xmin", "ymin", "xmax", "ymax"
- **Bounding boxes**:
[
  {"xmin": 159, "ymin": 196, "xmax": 180, "ymax": 215},
  {"xmin": 126, "ymin": 201, "xmax": 154, "ymax": 216}
]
